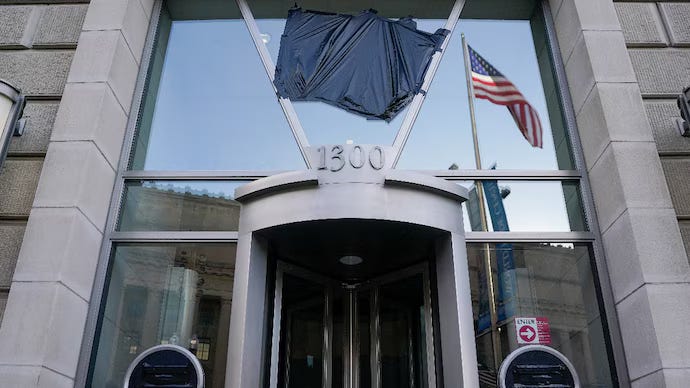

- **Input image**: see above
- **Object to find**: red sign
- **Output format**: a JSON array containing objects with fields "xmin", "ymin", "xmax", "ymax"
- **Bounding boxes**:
[{"xmin": 515, "ymin": 317, "xmax": 551, "ymax": 345}]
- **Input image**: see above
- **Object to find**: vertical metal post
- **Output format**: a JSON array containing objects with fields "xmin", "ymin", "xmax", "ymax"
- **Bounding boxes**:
[
  {"xmin": 370, "ymin": 288, "xmax": 381, "ymax": 388},
  {"xmin": 422, "ymin": 268, "xmax": 437, "ymax": 388},
  {"xmin": 269, "ymin": 269, "xmax": 284, "ymax": 388},
  {"xmin": 323, "ymin": 287, "xmax": 334, "ymax": 388},
  {"xmin": 461, "ymin": 33, "xmax": 502, "ymax": 371}
]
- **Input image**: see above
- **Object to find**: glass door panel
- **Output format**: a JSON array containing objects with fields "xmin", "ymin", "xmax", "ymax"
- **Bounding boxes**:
[
  {"xmin": 272, "ymin": 264, "xmax": 435, "ymax": 388},
  {"xmin": 278, "ymin": 273, "xmax": 326, "ymax": 388}
]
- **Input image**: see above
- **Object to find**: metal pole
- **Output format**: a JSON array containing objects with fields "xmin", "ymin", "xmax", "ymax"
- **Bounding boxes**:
[
  {"xmin": 235, "ymin": 0, "xmax": 312, "ymax": 168},
  {"xmin": 461, "ymin": 33, "xmax": 503, "ymax": 371},
  {"xmin": 391, "ymin": 0, "xmax": 466, "ymax": 166}
]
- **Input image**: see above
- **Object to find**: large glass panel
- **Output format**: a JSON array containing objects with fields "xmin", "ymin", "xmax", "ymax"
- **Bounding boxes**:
[
  {"xmin": 460, "ymin": 180, "xmax": 587, "ymax": 232},
  {"xmin": 398, "ymin": 7, "xmax": 575, "ymax": 170},
  {"xmin": 254, "ymin": 1, "xmax": 453, "ymax": 147},
  {"xmin": 131, "ymin": 2, "xmax": 305, "ymax": 171},
  {"xmin": 91, "ymin": 243, "xmax": 236, "ymax": 387},
  {"xmin": 118, "ymin": 180, "xmax": 247, "ymax": 231},
  {"xmin": 278, "ymin": 273, "xmax": 326, "ymax": 388},
  {"xmin": 467, "ymin": 243, "xmax": 614, "ymax": 388},
  {"xmin": 378, "ymin": 274, "xmax": 427, "ymax": 388}
]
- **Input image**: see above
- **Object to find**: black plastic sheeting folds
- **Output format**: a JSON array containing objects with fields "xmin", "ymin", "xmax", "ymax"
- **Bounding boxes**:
[{"xmin": 274, "ymin": 7, "xmax": 449, "ymax": 121}]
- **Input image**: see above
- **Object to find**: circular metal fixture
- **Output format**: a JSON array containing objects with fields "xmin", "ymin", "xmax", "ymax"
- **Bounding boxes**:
[{"xmin": 339, "ymin": 255, "xmax": 363, "ymax": 266}]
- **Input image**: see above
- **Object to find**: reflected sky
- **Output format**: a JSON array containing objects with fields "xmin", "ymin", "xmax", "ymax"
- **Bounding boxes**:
[
  {"xmin": 134, "ymin": 6, "xmax": 581, "ymax": 232},
  {"xmin": 139, "ymin": 12, "xmax": 564, "ymax": 171}
]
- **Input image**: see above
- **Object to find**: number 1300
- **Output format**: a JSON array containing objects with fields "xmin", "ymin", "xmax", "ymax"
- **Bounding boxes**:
[{"xmin": 316, "ymin": 145, "xmax": 385, "ymax": 172}]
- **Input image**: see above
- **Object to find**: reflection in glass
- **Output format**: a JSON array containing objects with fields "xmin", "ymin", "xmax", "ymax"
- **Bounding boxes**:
[
  {"xmin": 399, "ymin": 16, "xmax": 575, "ymax": 170},
  {"xmin": 460, "ymin": 180, "xmax": 587, "ymax": 232},
  {"xmin": 91, "ymin": 243, "xmax": 236, "ymax": 388},
  {"xmin": 131, "ymin": 2, "xmax": 305, "ymax": 171},
  {"xmin": 378, "ymin": 275, "xmax": 427, "ymax": 388},
  {"xmin": 119, "ymin": 181, "xmax": 247, "ymax": 231},
  {"xmin": 467, "ymin": 243, "xmax": 613, "ymax": 387},
  {"xmin": 254, "ymin": 2, "xmax": 451, "ymax": 147},
  {"xmin": 278, "ymin": 274, "xmax": 325, "ymax": 388}
]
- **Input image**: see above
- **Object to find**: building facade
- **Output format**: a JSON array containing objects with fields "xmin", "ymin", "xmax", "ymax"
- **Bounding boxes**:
[{"xmin": 0, "ymin": 0, "xmax": 688, "ymax": 387}]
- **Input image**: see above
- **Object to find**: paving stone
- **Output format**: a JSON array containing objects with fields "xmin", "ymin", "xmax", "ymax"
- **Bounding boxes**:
[{"xmin": 34, "ymin": 4, "xmax": 87, "ymax": 46}]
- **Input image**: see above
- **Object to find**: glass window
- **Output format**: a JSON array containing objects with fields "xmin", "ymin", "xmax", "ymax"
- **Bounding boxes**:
[
  {"xmin": 460, "ymin": 180, "xmax": 587, "ymax": 232},
  {"xmin": 254, "ymin": 1, "xmax": 454, "ymax": 147},
  {"xmin": 130, "ymin": 2, "xmax": 306, "ymax": 171},
  {"xmin": 398, "ymin": 13, "xmax": 575, "ymax": 170},
  {"xmin": 467, "ymin": 243, "xmax": 613, "ymax": 387},
  {"xmin": 91, "ymin": 243, "xmax": 236, "ymax": 387},
  {"xmin": 118, "ymin": 180, "xmax": 247, "ymax": 231}
]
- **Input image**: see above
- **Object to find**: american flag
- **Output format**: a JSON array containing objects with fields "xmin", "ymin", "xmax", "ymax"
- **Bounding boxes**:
[{"xmin": 468, "ymin": 45, "xmax": 543, "ymax": 148}]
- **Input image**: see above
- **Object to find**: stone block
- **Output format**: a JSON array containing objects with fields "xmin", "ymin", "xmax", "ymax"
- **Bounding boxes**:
[
  {"xmin": 33, "ymin": 4, "xmax": 88, "ymax": 47},
  {"xmin": 0, "ymin": 365, "xmax": 73, "ymax": 388},
  {"xmin": 68, "ymin": 30, "xmax": 139, "ymax": 112},
  {"xmin": 661, "ymin": 158, "xmax": 690, "ymax": 215},
  {"xmin": 33, "ymin": 142, "xmax": 115, "ymax": 231},
  {"xmin": 52, "ymin": 83, "xmax": 127, "ymax": 168},
  {"xmin": 0, "ymin": 221, "xmax": 25, "ymax": 288},
  {"xmin": 660, "ymin": 3, "xmax": 690, "ymax": 46},
  {"xmin": 0, "ymin": 0, "xmax": 87, "ymax": 3},
  {"xmin": 140, "ymin": 0, "xmax": 155, "ymax": 20},
  {"xmin": 616, "ymin": 286, "xmax": 661, "ymax": 380},
  {"xmin": 556, "ymin": 0, "xmax": 621, "ymax": 62},
  {"xmin": 589, "ymin": 141, "xmax": 673, "ymax": 231},
  {"xmin": 13, "ymin": 208, "xmax": 102, "ymax": 301},
  {"xmin": 0, "ymin": 291, "xmax": 6, "ymax": 324},
  {"xmin": 8, "ymin": 101, "xmax": 58, "ymax": 154},
  {"xmin": 565, "ymin": 31, "xmax": 636, "ymax": 112},
  {"xmin": 615, "ymin": 3, "xmax": 667, "ymax": 46},
  {"xmin": 0, "ymin": 51, "xmax": 73, "ymax": 96},
  {"xmin": 576, "ymin": 83, "xmax": 653, "ymax": 170},
  {"xmin": 0, "ymin": 6, "xmax": 35, "ymax": 47},
  {"xmin": 679, "ymin": 221, "xmax": 690, "ymax": 261},
  {"xmin": 629, "ymin": 49, "xmax": 690, "ymax": 96},
  {"xmin": 633, "ymin": 368, "xmax": 690, "ymax": 388},
  {"xmin": 0, "ymin": 158, "xmax": 43, "ymax": 216},
  {"xmin": 0, "ymin": 282, "xmax": 87, "ymax": 379},
  {"xmin": 83, "ymin": 0, "xmax": 151, "ymax": 63},
  {"xmin": 645, "ymin": 100, "xmax": 690, "ymax": 153},
  {"xmin": 646, "ymin": 284, "xmax": 690, "ymax": 369},
  {"xmin": 603, "ymin": 208, "xmax": 690, "ymax": 302}
]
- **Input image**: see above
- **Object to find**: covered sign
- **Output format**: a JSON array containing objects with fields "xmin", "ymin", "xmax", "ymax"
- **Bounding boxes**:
[{"xmin": 274, "ymin": 7, "xmax": 448, "ymax": 121}]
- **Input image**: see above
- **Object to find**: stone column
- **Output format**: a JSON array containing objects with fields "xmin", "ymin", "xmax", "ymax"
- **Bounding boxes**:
[
  {"xmin": 551, "ymin": 0, "xmax": 690, "ymax": 386},
  {"xmin": 0, "ymin": 0, "xmax": 153, "ymax": 386}
]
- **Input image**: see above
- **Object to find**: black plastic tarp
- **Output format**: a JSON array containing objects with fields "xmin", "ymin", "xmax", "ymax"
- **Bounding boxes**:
[{"xmin": 274, "ymin": 7, "xmax": 448, "ymax": 121}]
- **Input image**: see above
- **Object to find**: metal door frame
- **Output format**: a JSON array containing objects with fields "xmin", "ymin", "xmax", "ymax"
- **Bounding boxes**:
[{"xmin": 269, "ymin": 261, "xmax": 437, "ymax": 388}]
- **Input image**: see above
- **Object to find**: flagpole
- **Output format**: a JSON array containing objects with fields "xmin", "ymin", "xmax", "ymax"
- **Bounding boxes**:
[{"xmin": 462, "ymin": 33, "xmax": 503, "ymax": 372}]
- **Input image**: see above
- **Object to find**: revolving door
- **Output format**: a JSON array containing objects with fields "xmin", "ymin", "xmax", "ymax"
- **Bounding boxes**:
[{"xmin": 271, "ymin": 262, "xmax": 437, "ymax": 388}]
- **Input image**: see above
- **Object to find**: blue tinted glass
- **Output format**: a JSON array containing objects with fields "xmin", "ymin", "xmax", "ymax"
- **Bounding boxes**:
[
  {"xmin": 255, "ymin": 11, "xmax": 448, "ymax": 147},
  {"xmin": 398, "ymin": 19, "xmax": 571, "ymax": 170},
  {"xmin": 132, "ymin": 17, "xmax": 305, "ymax": 170}
]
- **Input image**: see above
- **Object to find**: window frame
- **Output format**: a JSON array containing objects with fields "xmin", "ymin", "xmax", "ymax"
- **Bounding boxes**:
[{"xmin": 75, "ymin": 1, "xmax": 628, "ymax": 387}]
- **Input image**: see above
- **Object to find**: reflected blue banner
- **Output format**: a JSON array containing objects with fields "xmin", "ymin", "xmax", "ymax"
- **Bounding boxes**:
[
  {"xmin": 483, "ymin": 180, "xmax": 517, "ymax": 323},
  {"xmin": 468, "ymin": 180, "xmax": 517, "ymax": 332}
]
